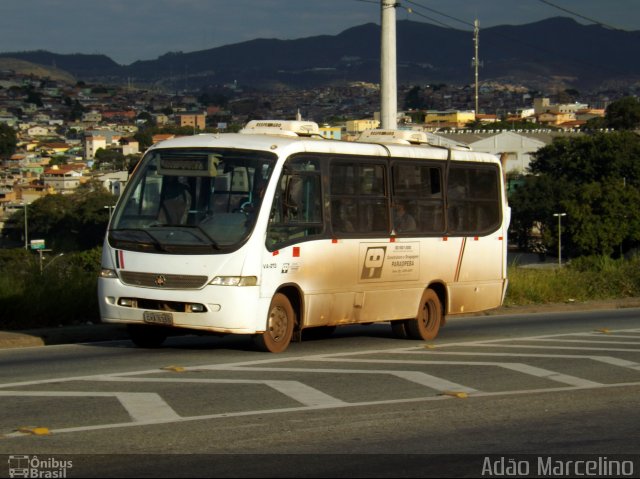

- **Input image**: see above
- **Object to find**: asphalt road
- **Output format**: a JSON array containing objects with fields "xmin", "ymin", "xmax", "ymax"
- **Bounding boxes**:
[{"xmin": 1, "ymin": 306, "xmax": 640, "ymax": 477}]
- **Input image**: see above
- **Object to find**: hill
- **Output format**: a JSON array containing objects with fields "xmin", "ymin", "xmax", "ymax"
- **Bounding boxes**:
[
  {"xmin": 0, "ymin": 57, "xmax": 76, "ymax": 83},
  {"xmin": 1, "ymin": 17, "xmax": 639, "ymax": 90}
]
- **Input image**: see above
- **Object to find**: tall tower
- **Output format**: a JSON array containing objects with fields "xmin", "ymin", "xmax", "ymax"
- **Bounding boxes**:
[
  {"xmin": 472, "ymin": 19, "xmax": 480, "ymax": 115},
  {"xmin": 380, "ymin": 0, "xmax": 397, "ymax": 130}
]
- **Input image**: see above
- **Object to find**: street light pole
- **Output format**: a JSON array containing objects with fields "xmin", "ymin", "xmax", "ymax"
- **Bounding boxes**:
[
  {"xmin": 553, "ymin": 213, "xmax": 566, "ymax": 266},
  {"xmin": 23, "ymin": 202, "xmax": 28, "ymax": 250}
]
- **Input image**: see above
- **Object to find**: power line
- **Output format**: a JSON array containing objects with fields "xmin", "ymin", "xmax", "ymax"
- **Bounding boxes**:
[
  {"xmin": 404, "ymin": 0, "xmax": 474, "ymax": 29},
  {"xmin": 400, "ymin": 6, "xmax": 459, "ymax": 30},
  {"xmin": 538, "ymin": 0, "xmax": 624, "ymax": 31}
]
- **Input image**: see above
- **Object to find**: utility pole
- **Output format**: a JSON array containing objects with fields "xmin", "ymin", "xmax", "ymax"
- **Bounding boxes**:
[
  {"xmin": 472, "ymin": 19, "xmax": 480, "ymax": 116},
  {"xmin": 553, "ymin": 213, "xmax": 567, "ymax": 266},
  {"xmin": 380, "ymin": 0, "xmax": 397, "ymax": 130}
]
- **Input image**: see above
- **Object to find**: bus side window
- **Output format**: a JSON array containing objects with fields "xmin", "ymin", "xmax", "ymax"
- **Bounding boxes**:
[
  {"xmin": 447, "ymin": 164, "xmax": 501, "ymax": 235},
  {"xmin": 392, "ymin": 163, "xmax": 444, "ymax": 235},
  {"xmin": 266, "ymin": 161, "xmax": 323, "ymax": 249},
  {"xmin": 330, "ymin": 161, "xmax": 389, "ymax": 236}
]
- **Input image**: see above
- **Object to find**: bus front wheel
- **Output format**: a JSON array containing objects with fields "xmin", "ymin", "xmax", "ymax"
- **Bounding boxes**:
[
  {"xmin": 406, "ymin": 289, "xmax": 442, "ymax": 341},
  {"xmin": 254, "ymin": 293, "xmax": 295, "ymax": 353},
  {"xmin": 127, "ymin": 324, "xmax": 168, "ymax": 348}
]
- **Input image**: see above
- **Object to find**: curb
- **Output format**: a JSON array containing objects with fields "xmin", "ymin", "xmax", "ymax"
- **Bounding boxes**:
[
  {"xmin": 2, "ymin": 298, "xmax": 640, "ymax": 350},
  {"xmin": 0, "ymin": 324, "xmax": 129, "ymax": 349}
]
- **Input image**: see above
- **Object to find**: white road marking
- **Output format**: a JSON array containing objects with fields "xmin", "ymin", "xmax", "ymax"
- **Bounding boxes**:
[
  {"xmin": 394, "ymin": 350, "xmax": 640, "ymax": 372},
  {"xmin": 1, "ymin": 327, "xmax": 640, "ymax": 438},
  {"xmin": 116, "ymin": 392, "xmax": 181, "ymax": 423},
  {"xmin": 314, "ymin": 357, "xmax": 600, "ymax": 387},
  {"xmin": 520, "ymin": 338, "xmax": 640, "ymax": 345},
  {"xmin": 4, "ymin": 381, "xmax": 640, "ymax": 437},
  {"xmin": 0, "ymin": 390, "xmax": 181, "ymax": 423},
  {"xmin": 266, "ymin": 380, "xmax": 347, "ymax": 407},
  {"xmin": 390, "ymin": 371, "xmax": 477, "ymax": 393},
  {"xmin": 92, "ymin": 376, "xmax": 347, "ymax": 407}
]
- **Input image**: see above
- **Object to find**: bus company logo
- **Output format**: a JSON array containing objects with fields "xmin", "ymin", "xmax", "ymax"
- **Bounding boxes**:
[
  {"xmin": 361, "ymin": 247, "xmax": 387, "ymax": 279},
  {"xmin": 154, "ymin": 275, "xmax": 167, "ymax": 287},
  {"xmin": 8, "ymin": 455, "xmax": 73, "ymax": 478}
]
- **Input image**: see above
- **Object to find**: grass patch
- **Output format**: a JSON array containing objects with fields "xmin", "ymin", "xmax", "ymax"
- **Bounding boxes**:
[{"xmin": 505, "ymin": 255, "xmax": 640, "ymax": 305}]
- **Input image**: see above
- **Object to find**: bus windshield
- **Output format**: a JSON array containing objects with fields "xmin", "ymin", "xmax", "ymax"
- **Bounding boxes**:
[{"xmin": 109, "ymin": 148, "xmax": 276, "ymax": 254}]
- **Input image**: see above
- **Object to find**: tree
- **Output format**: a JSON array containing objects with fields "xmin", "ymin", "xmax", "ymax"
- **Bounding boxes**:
[
  {"xmin": 605, "ymin": 96, "xmax": 640, "ymax": 130},
  {"xmin": 3, "ymin": 183, "xmax": 116, "ymax": 251},
  {"xmin": 49, "ymin": 155, "xmax": 68, "ymax": 167},
  {"xmin": 403, "ymin": 85, "xmax": 427, "ymax": 110},
  {"xmin": 512, "ymin": 131, "xmax": 640, "ymax": 258},
  {"xmin": 94, "ymin": 148, "xmax": 126, "ymax": 171},
  {"xmin": 134, "ymin": 129, "xmax": 154, "ymax": 150},
  {"xmin": 0, "ymin": 124, "xmax": 17, "ymax": 158},
  {"xmin": 563, "ymin": 179, "xmax": 640, "ymax": 257}
]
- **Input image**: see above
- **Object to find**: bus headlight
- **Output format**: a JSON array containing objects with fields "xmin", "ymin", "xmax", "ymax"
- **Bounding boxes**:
[
  {"xmin": 100, "ymin": 268, "xmax": 118, "ymax": 278},
  {"xmin": 210, "ymin": 276, "xmax": 258, "ymax": 286}
]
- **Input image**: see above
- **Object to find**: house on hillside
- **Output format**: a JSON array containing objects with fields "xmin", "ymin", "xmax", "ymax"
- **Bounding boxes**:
[{"xmin": 43, "ymin": 165, "xmax": 85, "ymax": 193}]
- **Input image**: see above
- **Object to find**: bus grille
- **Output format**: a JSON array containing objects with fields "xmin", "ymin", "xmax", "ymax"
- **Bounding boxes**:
[{"xmin": 119, "ymin": 271, "xmax": 209, "ymax": 289}]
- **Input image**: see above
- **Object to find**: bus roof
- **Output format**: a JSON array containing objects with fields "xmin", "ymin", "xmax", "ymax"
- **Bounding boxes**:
[{"xmin": 147, "ymin": 122, "xmax": 500, "ymax": 165}]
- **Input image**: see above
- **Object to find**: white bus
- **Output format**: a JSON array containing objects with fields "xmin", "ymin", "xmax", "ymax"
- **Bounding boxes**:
[{"xmin": 98, "ymin": 120, "xmax": 509, "ymax": 352}]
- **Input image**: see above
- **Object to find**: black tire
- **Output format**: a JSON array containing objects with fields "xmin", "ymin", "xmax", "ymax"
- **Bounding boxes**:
[
  {"xmin": 127, "ymin": 324, "xmax": 169, "ymax": 348},
  {"xmin": 303, "ymin": 325, "xmax": 336, "ymax": 340},
  {"xmin": 405, "ymin": 289, "xmax": 443, "ymax": 341},
  {"xmin": 253, "ymin": 293, "xmax": 295, "ymax": 353},
  {"xmin": 390, "ymin": 320, "xmax": 410, "ymax": 339}
]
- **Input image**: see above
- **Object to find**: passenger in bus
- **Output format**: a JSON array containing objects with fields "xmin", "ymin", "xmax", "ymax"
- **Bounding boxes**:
[
  {"xmin": 393, "ymin": 201, "xmax": 417, "ymax": 233},
  {"xmin": 333, "ymin": 200, "xmax": 355, "ymax": 233}
]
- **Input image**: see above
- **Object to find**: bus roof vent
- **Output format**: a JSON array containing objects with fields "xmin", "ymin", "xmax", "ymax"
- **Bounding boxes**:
[
  {"xmin": 240, "ymin": 120, "xmax": 320, "ymax": 137},
  {"xmin": 356, "ymin": 129, "xmax": 430, "ymax": 145}
]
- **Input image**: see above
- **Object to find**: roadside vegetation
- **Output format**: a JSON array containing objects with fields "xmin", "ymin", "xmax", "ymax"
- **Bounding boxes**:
[
  {"xmin": 505, "ymin": 256, "xmax": 640, "ymax": 306},
  {"xmin": 1, "ymin": 97, "xmax": 640, "ymax": 331}
]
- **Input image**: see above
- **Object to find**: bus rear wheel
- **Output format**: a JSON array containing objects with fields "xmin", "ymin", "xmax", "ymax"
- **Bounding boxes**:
[
  {"xmin": 406, "ymin": 289, "xmax": 442, "ymax": 341},
  {"xmin": 253, "ymin": 293, "xmax": 295, "ymax": 353}
]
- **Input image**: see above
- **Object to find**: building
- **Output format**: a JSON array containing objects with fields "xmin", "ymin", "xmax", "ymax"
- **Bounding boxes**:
[
  {"xmin": 345, "ymin": 119, "xmax": 380, "ymax": 137},
  {"xmin": 178, "ymin": 112, "xmax": 206, "ymax": 131},
  {"xmin": 84, "ymin": 135, "xmax": 107, "ymax": 160},
  {"xmin": 435, "ymin": 130, "xmax": 551, "ymax": 174},
  {"xmin": 424, "ymin": 110, "xmax": 476, "ymax": 129},
  {"xmin": 97, "ymin": 171, "xmax": 128, "ymax": 197},
  {"xmin": 42, "ymin": 165, "xmax": 85, "ymax": 193},
  {"xmin": 319, "ymin": 126, "xmax": 342, "ymax": 140}
]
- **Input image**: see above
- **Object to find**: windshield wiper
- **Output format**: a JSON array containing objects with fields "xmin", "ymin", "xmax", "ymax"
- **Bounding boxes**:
[
  {"xmin": 109, "ymin": 228, "xmax": 169, "ymax": 252},
  {"xmin": 149, "ymin": 223, "xmax": 221, "ymax": 250}
]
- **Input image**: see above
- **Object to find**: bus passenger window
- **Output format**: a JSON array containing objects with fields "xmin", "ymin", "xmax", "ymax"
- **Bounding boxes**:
[
  {"xmin": 447, "ymin": 164, "xmax": 500, "ymax": 235},
  {"xmin": 392, "ymin": 163, "xmax": 444, "ymax": 235}
]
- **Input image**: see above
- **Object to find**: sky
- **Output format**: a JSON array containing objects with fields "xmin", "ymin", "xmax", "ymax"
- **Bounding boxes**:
[{"xmin": 1, "ymin": 0, "xmax": 639, "ymax": 65}]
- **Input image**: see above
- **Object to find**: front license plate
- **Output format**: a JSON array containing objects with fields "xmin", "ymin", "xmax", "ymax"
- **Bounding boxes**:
[{"xmin": 143, "ymin": 311, "xmax": 174, "ymax": 326}]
